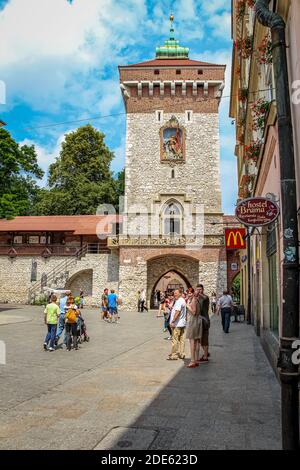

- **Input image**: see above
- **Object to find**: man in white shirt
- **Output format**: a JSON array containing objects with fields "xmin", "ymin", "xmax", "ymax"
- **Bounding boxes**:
[
  {"xmin": 167, "ymin": 289, "xmax": 187, "ymax": 360},
  {"xmin": 217, "ymin": 290, "xmax": 234, "ymax": 333}
]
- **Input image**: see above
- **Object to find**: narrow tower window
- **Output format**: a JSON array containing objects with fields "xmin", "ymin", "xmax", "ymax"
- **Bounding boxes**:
[
  {"xmin": 185, "ymin": 110, "xmax": 193, "ymax": 123},
  {"xmin": 171, "ymin": 169, "xmax": 175, "ymax": 179},
  {"xmin": 156, "ymin": 110, "xmax": 163, "ymax": 122}
]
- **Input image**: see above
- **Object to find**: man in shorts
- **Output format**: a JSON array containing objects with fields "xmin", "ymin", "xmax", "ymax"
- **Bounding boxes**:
[
  {"xmin": 101, "ymin": 288, "xmax": 109, "ymax": 321},
  {"xmin": 107, "ymin": 289, "xmax": 119, "ymax": 323}
]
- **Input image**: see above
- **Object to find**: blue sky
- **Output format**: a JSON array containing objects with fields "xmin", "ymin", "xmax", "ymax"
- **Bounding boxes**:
[{"xmin": 0, "ymin": 0, "xmax": 237, "ymax": 214}]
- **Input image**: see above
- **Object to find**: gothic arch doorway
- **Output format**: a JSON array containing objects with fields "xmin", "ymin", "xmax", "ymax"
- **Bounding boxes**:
[{"xmin": 150, "ymin": 270, "xmax": 191, "ymax": 308}]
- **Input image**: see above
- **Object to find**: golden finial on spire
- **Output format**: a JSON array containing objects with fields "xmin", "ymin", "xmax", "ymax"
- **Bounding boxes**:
[{"xmin": 170, "ymin": 13, "xmax": 174, "ymax": 23}]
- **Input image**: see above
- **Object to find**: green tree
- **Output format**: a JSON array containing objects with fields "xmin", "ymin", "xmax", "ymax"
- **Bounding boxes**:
[
  {"xmin": 34, "ymin": 125, "xmax": 117, "ymax": 215},
  {"xmin": 231, "ymin": 274, "xmax": 241, "ymax": 303},
  {"xmin": 0, "ymin": 128, "xmax": 44, "ymax": 219},
  {"xmin": 114, "ymin": 169, "xmax": 125, "ymax": 210}
]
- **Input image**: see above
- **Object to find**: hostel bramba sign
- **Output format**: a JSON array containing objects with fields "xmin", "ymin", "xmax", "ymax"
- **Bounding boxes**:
[
  {"xmin": 225, "ymin": 228, "xmax": 246, "ymax": 250},
  {"xmin": 235, "ymin": 197, "xmax": 280, "ymax": 227}
]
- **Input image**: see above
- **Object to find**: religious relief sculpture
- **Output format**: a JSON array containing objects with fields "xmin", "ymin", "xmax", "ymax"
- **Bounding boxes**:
[{"xmin": 160, "ymin": 116, "xmax": 186, "ymax": 163}]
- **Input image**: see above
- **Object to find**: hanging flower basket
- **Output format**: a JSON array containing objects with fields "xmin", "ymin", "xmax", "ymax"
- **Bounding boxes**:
[
  {"xmin": 257, "ymin": 35, "xmax": 272, "ymax": 64},
  {"xmin": 244, "ymin": 141, "xmax": 261, "ymax": 161},
  {"xmin": 251, "ymin": 98, "xmax": 270, "ymax": 131}
]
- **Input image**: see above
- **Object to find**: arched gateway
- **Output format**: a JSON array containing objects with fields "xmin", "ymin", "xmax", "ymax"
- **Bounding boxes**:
[{"xmin": 147, "ymin": 255, "xmax": 199, "ymax": 307}]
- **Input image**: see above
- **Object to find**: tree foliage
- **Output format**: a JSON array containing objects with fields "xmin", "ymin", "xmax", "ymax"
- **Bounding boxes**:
[
  {"xmin": 0, "ymin": 128, "xmax": 44, "ymax": 219},
  {"xmin": 33, "ymin": 125, "xmax": 120, "ymax": 215}
]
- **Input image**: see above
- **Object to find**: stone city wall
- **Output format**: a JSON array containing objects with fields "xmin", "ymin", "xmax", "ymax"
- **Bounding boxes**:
[{"xmin": 0, "ymin": 252, "xmax": 119, "ymax": 306}]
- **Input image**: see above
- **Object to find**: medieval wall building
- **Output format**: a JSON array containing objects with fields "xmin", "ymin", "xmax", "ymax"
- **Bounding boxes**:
[{"xmin": 0, "ymin": 18, "xmax": 230, "ymax": 309}]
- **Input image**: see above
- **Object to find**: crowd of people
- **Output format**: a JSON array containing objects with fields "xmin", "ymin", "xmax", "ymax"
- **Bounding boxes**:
[
  {"xmin": 43, "ymin": 291, "xmax": 89, "ymax": 352},
  {"xmin": 43, "ymin": 283, "xmax": 234, "ymax": 364},
  {"xmin": 141, "ymin": 285, "xmax": 235, "ymax": 368}
]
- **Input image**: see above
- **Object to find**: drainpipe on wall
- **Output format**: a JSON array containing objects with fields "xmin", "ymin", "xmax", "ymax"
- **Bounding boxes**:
[{"xmin": 256, "ymin": 0, "xmax": 300, "ymax": 450}]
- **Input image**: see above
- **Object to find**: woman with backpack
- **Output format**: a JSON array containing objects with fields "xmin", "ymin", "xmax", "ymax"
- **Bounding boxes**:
[{"xmin": 65, "ymin": 296, "xmax": 80, "ymax": 351}]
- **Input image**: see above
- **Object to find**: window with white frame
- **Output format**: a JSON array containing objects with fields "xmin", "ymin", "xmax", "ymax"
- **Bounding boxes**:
[{"xmin": 162, "ymin": 201, "xmax": 183, "ymax": 236}]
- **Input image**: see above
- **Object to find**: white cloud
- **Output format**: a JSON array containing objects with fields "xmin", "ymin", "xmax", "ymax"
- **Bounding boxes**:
[
  {"xmin": 175, "ymin": 0, "xmax": 196, "ymax": 20},
  {"xmin": 0, "ymin": 0, "xmax": 147, "ymax": 112},
  {"xmin": 202, "ymin": 0, "xmax": 231, "ymax": 14},
  {"xmin": 207, "ymin": 12, "xmax": 232, "ymax": 39}
]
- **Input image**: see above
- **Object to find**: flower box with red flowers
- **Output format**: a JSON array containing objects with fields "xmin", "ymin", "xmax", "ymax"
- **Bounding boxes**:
[
  {"xmin": 244, "ymin": 141, "xmax": 261, "ymax": 161},
  {"xmin": 257, "ymin": 35, "xmax": 272, "ymax": 64},
  {"xmin": 251, "ymin": 99, "xmax": 270, "ymax": 131}
]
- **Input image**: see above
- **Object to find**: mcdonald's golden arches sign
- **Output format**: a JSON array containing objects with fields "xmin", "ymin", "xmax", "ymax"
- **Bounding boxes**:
[{"xmin": 225, "ymin": 228, "xmax": 246, "ymax": 250}]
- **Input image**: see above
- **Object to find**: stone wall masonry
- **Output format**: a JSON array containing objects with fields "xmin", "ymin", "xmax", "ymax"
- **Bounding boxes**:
[
  {"xmin": 119, "ymin": 246, "xmax": 226, "ymax": 265},
  {"xmin": 0, "ymin": 252, "xmax": 120, "ymax": 306},
  {"xmin": 118, "ymin": 258, "xmax": 147, "ymax": 311},
  {"xmin": 125, "ymin": 113, "xmax": 222, "ymax": 215},
  {"xmin": 0, "ymin": 256, "xmax": 72, "ymax": 304},
  {"xmin": 199, "ymin": 260, "xmax": 227, "ymax": 298}
]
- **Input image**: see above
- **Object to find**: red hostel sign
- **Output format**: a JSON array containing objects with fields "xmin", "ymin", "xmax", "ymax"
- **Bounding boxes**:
[
  {"xmin": 235, "ymin": 197, "xmax": 280, "ymax": 227},
  {"xmin": 225, "ymin": 228, "xmax": 246, "ymax": 250}
]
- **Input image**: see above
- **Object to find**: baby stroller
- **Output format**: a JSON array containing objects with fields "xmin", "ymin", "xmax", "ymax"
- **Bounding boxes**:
[{"xmin": 77, "ymin": 314, "xmax": 90, "ymax": 344}]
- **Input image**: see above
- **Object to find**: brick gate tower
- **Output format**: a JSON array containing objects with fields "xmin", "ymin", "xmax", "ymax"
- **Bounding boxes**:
[{"xmin": 109, "ymin": 16, "xmax": 228, "ymax": 310}]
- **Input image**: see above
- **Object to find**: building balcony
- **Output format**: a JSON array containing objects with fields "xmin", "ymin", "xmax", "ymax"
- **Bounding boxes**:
[{"xmin": 0, "ymin": 243, "xmax": 109, "ymax": 257}]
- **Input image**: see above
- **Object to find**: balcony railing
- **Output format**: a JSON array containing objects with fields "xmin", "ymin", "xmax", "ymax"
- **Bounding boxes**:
[{"xmin": 0, "ymin": 243, "xmax": 109, "ymax": 257}]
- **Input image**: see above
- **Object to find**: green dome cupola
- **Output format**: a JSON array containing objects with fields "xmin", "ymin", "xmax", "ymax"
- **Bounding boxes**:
[{"xmin": 155, "ymin": 15, "xmax": 189, "ymax": 59}]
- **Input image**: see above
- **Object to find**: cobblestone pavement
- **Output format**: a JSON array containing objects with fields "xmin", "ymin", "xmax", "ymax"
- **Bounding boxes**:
[{"xmin": 0, "ymin": 304, "xmax": 281, "ymax": 450}]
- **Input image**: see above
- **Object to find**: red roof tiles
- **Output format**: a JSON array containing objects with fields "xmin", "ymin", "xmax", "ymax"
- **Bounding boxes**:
[{"xmin": 0, "ymin": 215, "xmax": 121, "ymax": 235}]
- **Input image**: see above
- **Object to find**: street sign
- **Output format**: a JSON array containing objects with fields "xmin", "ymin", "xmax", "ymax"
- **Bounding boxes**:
[
  {"xmin": 225, "ymin": 228, "xmax": 246, "ymax": 250},
  {"xmin": 235, "ymin": 197, "xmax": 280, "ymax": 227}
]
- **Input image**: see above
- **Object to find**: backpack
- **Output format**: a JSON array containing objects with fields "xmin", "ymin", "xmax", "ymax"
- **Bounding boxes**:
[{"xmin": 65, "ymin": 307, "xmax": 77, "ymax": 323}]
